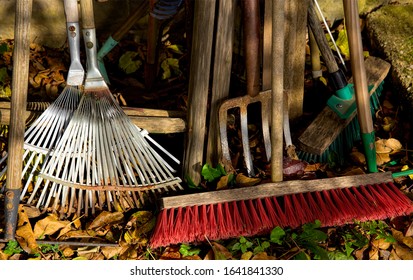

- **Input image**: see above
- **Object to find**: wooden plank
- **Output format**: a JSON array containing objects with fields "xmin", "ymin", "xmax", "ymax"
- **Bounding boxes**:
[
  {"xmin": 0, "ymin": 102, "xmax": 186, "ymax": 134},
  {"xmin": 297, "ymin": 56, "xmax": 391, "ymax": 155},
  {"xmin": 159, "ymin": 172, "xmax": 394, "ymax": 209},
  {"xmin": 284, "ymin": 0, "xmax": 309, "ymax": 120},
  {"xmin": 206, "ymin": 0, "xmax": 236, "ymax": 166},
  {"xmin": 182, "ymin": 0, "xmax": 216, "ymax": 185}
]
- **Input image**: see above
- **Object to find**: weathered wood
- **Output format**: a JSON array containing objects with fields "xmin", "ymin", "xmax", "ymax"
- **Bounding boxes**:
[
  {"xmin": 298, "ymin": 56, "xmax": 391, "ymax": 155},
  {"xmin": 159, "ymin": 172, "xmax": 394, "ymax": 209},
  {"xmin": 206, "ymin": 0, "xmax": 236, "ymax": 166},
  {"xmin": 5, "ymin": 0, "xmax": 33, "ymax": 240},
  {"xmin": 283, "ymin": 0, "xmax": 309, "ymax": 120},
  {"xmin": 0, "ymin": 102, "xmax": 186, "ymax": 134},
  {"xmin": 183, "ymin": 0, "xmax": 216, "ymax": 185}
]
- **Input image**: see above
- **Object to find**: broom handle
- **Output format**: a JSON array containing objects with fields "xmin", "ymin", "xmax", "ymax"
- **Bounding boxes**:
[
  {"xmin": 64, "ymin": 0, "xmax": 79, "ymax": 22},
  {"xmin": 80, "ymin": 0, "xmax": 95, "ymax": 29},
  {"xmin": 308, "ymin": 2, "xmax": 348, "ymax": 93},
  {"xmin": 343, "ymin": 0, "xmax": 377, "ymax": 172}
]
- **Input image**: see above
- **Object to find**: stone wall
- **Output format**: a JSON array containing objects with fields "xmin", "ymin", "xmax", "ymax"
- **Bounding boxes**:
[{"xmin": 0, "ymin": 0, "xmax": 147, "ymax": 48}]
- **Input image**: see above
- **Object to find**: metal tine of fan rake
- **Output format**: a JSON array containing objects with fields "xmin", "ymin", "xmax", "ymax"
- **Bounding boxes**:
[
  {"xmin": 28, "ymin": 126, "xmax": 181, "ymax": 216},
  {"xmin": 35, "ymin": 0, "xmax": 182, "ymax": 216},
  {"xmin": 150, "ymin": 0, "xmax": 183, "ymax": 20},
  {"xmin": 0, "ymin": 0, "xmax": 84, "ymax": 199}
]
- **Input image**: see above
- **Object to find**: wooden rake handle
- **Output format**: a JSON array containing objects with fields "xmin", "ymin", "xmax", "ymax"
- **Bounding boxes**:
[
  {"xmin": 64, "ymin": 0, "xmax": 79, "ymax": 22},
  {"xmin": 80, "ymin": 0, "xmax": 95, "ymax": 29}
]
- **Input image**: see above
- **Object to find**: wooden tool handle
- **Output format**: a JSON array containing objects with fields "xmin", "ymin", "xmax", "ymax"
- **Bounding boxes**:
[
  {"xmin": 80, "ymin": 0, "xmax": 95, "ymax": 29},
  {"xmin": 112, "ymin": 1, "xmax": 149, "ymax": 41},
  {"xmin": 307, "ymin": 1, "xmax": 339, "ymax": 74},
  {"xmin": 64, "ymin": 0, "xmax": 79, "ymax": 22},
  {"xmin": 243, "ymin": 0, "xmax": 260, "ymax": 97}
]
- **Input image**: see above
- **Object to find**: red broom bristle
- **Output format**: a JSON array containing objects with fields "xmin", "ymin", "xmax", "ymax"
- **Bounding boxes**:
[
  {"xmin": 255, "ymin": 198, "xmax": 274, "ymax": 233},
  {"xmin": 239, "ymin": 200, "xmax": 254, "ymax": 236},
  {"xmin": 269, "ymin": 196, "xmax": 289, "ymax": 227},
  {"xmin": 230, "ymin": 201, "xmax": 246, "ymax": 236},
  {"xmin": 304, "ymin": 192, "xmax": 327, "ymax": 225},
  {"xmin": 344, "ymin": 187, "xmax": 378, "ymax": 221},
  {"xmin": 262, "ymin": 197, "xmax": 282, "ymax": 227},
  {"xmin": 199, "ymin": 204, "xmax": 208, "ymax": 241},
  {"xmin": 296, "ymin": 192, "xmax": 315, "ymax": 224},
  {"xmin": 378, "ymin": 182, "xmax": 413, "ymax": 216},
  {"xmin": 319, "ymin": 189, "xmax": 347, "ymax": 226},
  {"xmin": 207, "ymin": 204, "xmax": 218, "ymax": 240},
  {"xmin": 283, "ymin": 195, "xmax": 301, "ymax": 228},
  {"xmin": 247, "ymin": 199, "xmax": 267, "ymax": 235},
  {"xmin": 215, "ymin": 203, "xmax": 230, "ymax": 239}
]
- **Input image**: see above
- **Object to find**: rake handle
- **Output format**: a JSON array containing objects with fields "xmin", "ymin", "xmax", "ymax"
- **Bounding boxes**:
[
  {"xmin": 80, "ymin": 0, "xmax": 95, "ymax": 29},
  {"xmin": 64, "ymin": 0, "xmax": 79, "ymax": 22},
  {"xmin": 5, "ymin": 0, "xmax": 33, "ymax": 240},
  {"xmin": 112, "ymin": 1, "xmax": 149, "ymax": 41}
]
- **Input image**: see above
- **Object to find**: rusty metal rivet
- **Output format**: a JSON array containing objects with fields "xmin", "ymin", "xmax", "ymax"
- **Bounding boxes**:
[
  {"xmin": 6, "ymin": 203, "xmax": 13, "ymax": 210},
  {"xmin": 5, "ymin": 190, "xmax": 14, "ymax": 198},
  {"xmin": 69, "ymin": 25, "xmax": 76, "ymax": 31},
  {"xmin": 86, "ymin": 41, "xmax": 94, "ymax": 49}
]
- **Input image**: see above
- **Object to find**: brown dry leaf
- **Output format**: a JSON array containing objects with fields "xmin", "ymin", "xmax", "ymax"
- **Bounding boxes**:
[
  {"xmin": 354, "ymin": 246, "xmax": 368, "ymax": 260},
  {"xmin": 379, "ymin": 249, "xmax": 391, "ymax": 260},
  {"xmin": 88, "ymin": 211, "xmax": 124, "ymax": 229},
  {"xmin": 383, "ymin": 99, "xmax": 394, "ymax": 109},
  {"xmin": 385, "ymin": 138, "xmax": 402, "ymax": 154},
  {"xmin": 33, "ymin": 214, "xmax": 70, "ymax": 239},
  {"xmin": 375, "ymin": 139, "xmax": 392, "ymax": 154},
  {"xmin": 235, "ymin": 173, "xmax": 261, "ymax": 188},
  {"xmin": 304, "ymin": 163, "xmax": 322, "ymax": 172},
  {"xmin": 211, "ymin": 241, "xmax": 233, "ymax": 260},
  {"xmin": 382, "ymin": 116, "xmax": 396, "ymax": 132},
  {"xmin": 389, "ymin": 249, "xmax": 402, "ymax": 260},
  {"xmin": 350, "ymin": 151, "xmax": 365, "ymax": 165},
  {"xmin": 393, "ymin": 244, "xmax": 413, "ymax": 260},
  {"xmin": 391, "ymin": 228, "xmax": 405, "ymax": 243},
  {"xmin": 376, "ymin": 152, "xmax": 391, "ymax": 166},
  {"xmin": 252, "ymin": 252, "xmax": 276, "ymax": 260},
  {"xmin": 371, "ymin": 238, "xmax": 392, "ymax": 250},
  {"xmin": 216, "ymin": 173, "xmax": 233, "ymax": 190},
  {"xmin": 402, "ymin": 236, "xmax": 413, "ymax": 249},
  {"xmin": 101, "ymin": 246, "xmax": 123, "ymax": 260},
  {"xmin": 15, "ymin": 205, "xmax": 38, "ymax": 254},
  {"xmin": 0, "ymin": 251, "xmax": 9, "ymax": 260},
  {"xmin": 241, "ymin": 251, "xmax": 253, "ymax": 260},
  {"xmin": 22, "ymin": 205, "xmax": 41, "ymax": 219},
  {"xmin": 160, "ymin": 246, "xmax": 181, "ymax": 260},
  {"xmin": 62, "ymin": 247, "xmax": 75, "ymax": 258},
  {"xmin": 369, "ymin": 247, "xmax": 379, "ymax": 260}
]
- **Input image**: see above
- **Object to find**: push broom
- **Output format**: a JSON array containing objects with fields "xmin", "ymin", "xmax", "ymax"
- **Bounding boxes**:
[
  {"xmin": 36, "ymin": 0, "xmax": 183, "ymax": 217},
  {"xmin": 0, "ymin": 0, "xmax": 83, "ymax": 200},
  {"xmin": 297, "ymin": 1, "xmax": 389, "ymax": 164},
  {"xmin": 149, "ymin": 0, "xmax": 413, "ymax": 248}
]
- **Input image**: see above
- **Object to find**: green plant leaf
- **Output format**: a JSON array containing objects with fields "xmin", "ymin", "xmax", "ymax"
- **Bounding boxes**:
[
  {"xmin": 161, "ymin": 58, "xmax": 181, "ymax": 80},
  {"xmin": 179, "ymin": 244, "xmax": 201, "ymax": 257},
  {"xmin": 0, "ymin": 67, "xmax": 10, "ymax": 84},
  {"xmin": 294, "ymin": 251, "xmax": 311, "ymax": 260},
  {"xmin": 201, "ymin": 163, "xmax": 225, "ymax": 182},
  {"xmin": 328, "ymin": 250, "xmax": 355, "ymax": 260},
  {"xmin": 118, "ymin": 51, "xmax": 142, "ymax": 74},
  {"xmin": 4, "ymin": 240, "xmax": 23, "ymax": 255},
  {"xmin": 0, "ymin": 43, "xmax": 9, "ymax": 55},
  {"xmin": 270, "ymin": 227, "xmax": 286, "ymax": 245}
]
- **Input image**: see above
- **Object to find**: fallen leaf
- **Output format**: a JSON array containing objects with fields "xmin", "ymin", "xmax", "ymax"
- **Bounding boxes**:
[
  {"xmin": 375, "ymin": 139, "xmax": 392, "ymax": 154},
  {"xmin": 350, "ymin": 151, "xmax": 365, "ymax": 165},
  {"xmin": 88, "ymin": 211, "xmax": 124, "ymax": 229},
  {"xmin": 22, "ymin": 205, "xmax": 41, "ymax": 218},
  {"xmin": 58, "ymin": 229, "xmax": 97, "ymax": 240},
  {"xmin": 241, "ymin": 251, "xmax": 253, "ymax": 260},
  {"xmin": 379, "ymin": 249, "xmax": 391, "ymax": 260},
  {"xmin": 369, "ymin": 247, "xmax": 379, "ymax": 260},
  {"xmin": 216, "ymin": 173, "xmax": 233, "ymax": 190},
  {"xmin": 389, "ymin": 249, "xmax": 402, "ymax": 260},
  {"xmin": 402, "ymin": 236, "xmax": 413, "ymax": 249},
  {"xmin": 15, "ymin": 205, "xmax": 38, "ymax": 254},
  {"xmin": 371, "ymin": 238, "xmax": 392, "ymax": 250},
  {"xmin": 385, "ymin": 138, "xmax": 402, "ymax": 154},
  {"xmin": 33, "ymin": 214, "xmax": 70, "ymax": 239},
  {"xmin": 62, "ymin": 247, "xmax": 75, "ymax": 258},
  {"xmin": 101, "ymin": 246, "xmax": 123, "ymax": 260},
  {"xmin": 235, "ymin": 173, "xmax": 261, "ymax": 188},
  {"xmin": 252, "ymin": 252, "xmax": 276, "ymax": 260},
  {"xmin": 160, "ymin": 246, "xmax": 181, "ymax": 260},
  {"xmin": 376, "ymin": 153, "xmax": 391, "ymax": 166},
  {"xmin": 393, "ymin": 244, "xmax": 413, "ymax": 260},
  {"xmin": 211, "ymin": 242, "xmax": 233, "ymax": 260},
  {"xmin": 0, "ymin": 251, "xmax": 9, "ymax": 260}
]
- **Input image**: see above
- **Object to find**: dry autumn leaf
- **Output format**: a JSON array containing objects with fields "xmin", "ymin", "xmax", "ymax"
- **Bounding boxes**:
[
  {"xmin": 235, "ymin": 173, "xmax": 261, "ymax": 188},
  {"xmin": 33, "ymin": 214, "xmax": 70, "ymax": 239},
  {"xmin": 371, "ymin": 238, "xmax": 392, "ymax": 250},
  {"xmin": 88, "ymin": 211, "xmax": 124, "ymax": 229},
  {"xmin": 252, "ymin": 252, "xmax": 276, "ymax": 260},
  {"xmin": 211, "ymin": 242, "xmax": 233, "ymax": 260},
  {"xmin": 15, "ymin": 205, "xmax": 38, "ymax": 254}
]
